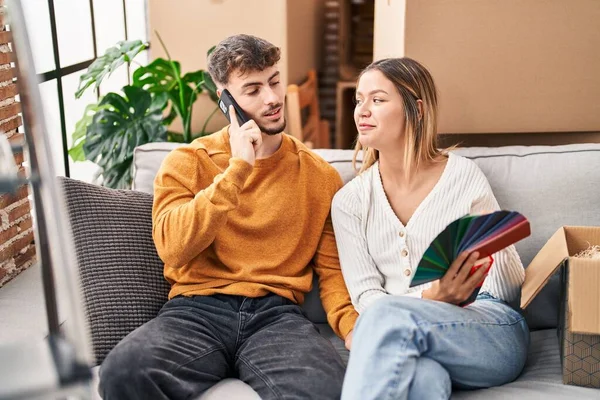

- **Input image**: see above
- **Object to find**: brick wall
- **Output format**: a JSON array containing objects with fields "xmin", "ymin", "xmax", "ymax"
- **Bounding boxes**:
[{"xmin": 0, "ymin": 2, "xmax": 36, "ymax": 287}]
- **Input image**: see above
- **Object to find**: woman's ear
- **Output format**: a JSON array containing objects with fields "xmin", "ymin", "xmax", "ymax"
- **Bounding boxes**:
[
  {"xmin": 216, "ymin": 89, "xmax": 222, "ymax": 98},
  {"xmin": 416, "ymin": 99, "xmax": 424, "ymax": 121}
]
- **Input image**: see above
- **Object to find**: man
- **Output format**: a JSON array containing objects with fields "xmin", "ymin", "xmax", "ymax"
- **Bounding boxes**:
[{"xmin": 99, "ymin": 34, "xmax": 357, "ymax": 400}]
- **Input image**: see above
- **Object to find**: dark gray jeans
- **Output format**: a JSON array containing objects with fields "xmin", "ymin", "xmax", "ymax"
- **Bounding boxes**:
[{"xmin": 99, "ymin": 293, "xmax": 345, "ymax": 400}]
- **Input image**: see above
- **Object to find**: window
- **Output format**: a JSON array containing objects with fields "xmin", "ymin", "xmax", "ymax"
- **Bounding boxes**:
[{"xmin": 22, "ymin": 0, "xmax": 148, "ymax": 182}]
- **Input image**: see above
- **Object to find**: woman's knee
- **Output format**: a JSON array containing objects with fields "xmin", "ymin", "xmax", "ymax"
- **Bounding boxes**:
[
  {"xmin": 353, "ymin": 296, "xmax": 425, "ymax": 347},
  {"xmin": 357, "ymin": 296, "xmax": 420, "ymax": 329},
  {"xmin": 361, "ymin": 295, "xmax": 417, "ymax": 318},
  {"xmin": 409, "ymin": 357, "xmax": 451, "ymax": 400}
]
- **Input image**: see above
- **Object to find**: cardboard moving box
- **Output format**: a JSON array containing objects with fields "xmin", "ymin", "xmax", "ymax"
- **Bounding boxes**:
[{"xmin": 521, "ymin": 226, "xmax": 600, "ymax": 388}]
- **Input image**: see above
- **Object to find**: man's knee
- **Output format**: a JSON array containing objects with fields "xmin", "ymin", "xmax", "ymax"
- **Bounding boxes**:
[
  {"xmin": 292, "ymin": 356, "xmax": 345, "ymax": 399},
  {"xmin": 267, "ymin": 335, "xmax": 345, "ymax": 398},
  {"xmin": 99, "ymin": 341, "xmax": 151, "ymax": 397},
  {"xmin": 293, "ymin": 337, "xmax": 345, "ymax": 385}
]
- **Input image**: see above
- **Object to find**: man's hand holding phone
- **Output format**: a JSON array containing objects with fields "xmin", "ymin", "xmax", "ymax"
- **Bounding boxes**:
[{"xmin": 228, "ymin": 105, "xmax": 262, "ymax": 166}]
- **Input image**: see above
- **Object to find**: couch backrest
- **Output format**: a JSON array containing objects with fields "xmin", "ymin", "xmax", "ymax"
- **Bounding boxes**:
[{"xmin": 134, "ymin": 141, "xmax": 600, "ymax": 330}]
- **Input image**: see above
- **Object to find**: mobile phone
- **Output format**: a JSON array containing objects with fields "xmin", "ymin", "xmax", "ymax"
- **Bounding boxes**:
[{"xmin": 218, "ymin": 89, "xmax": 251, "ymax": 125}]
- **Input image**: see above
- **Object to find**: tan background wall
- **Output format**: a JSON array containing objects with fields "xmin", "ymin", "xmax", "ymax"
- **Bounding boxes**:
[
  {"xmin": 286, "ymin": 0, "xmax": 324, "ymax": 86},
  {"xmin": 148, "ymin": 0, "xmax": 323, "ymax": 136},
  {"xmin": 374, "ymin": 0, "xmax": 600, "ymax": 135}
]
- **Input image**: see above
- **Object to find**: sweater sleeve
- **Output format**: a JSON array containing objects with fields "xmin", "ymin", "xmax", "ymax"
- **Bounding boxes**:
[
  {"xmin": 470, "ymin": 170, "xmax": 525, "ymax": 303},
  {"xmin": 312, "ymin": 174, "xmax": 359, "ymax": 339},
  {"xmin": 152, "ymin": 147, "xmax": 253, "ymax": 268},
  {"xmin": 331, "ymin": 186, "xmax": 388, "ymax": 314}
]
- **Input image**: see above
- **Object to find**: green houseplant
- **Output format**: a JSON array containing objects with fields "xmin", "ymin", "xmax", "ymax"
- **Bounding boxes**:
[{"xmin": 69, "ymin": 34, "xmax": 219, "ymax": 189}]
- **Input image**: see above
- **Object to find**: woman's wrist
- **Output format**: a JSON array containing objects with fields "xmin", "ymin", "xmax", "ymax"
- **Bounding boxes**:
[{"xmin": 422, "ymin": 287, "xmax": 436, "ymax": 300}]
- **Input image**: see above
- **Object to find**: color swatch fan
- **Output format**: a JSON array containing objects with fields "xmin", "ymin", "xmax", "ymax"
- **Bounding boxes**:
[{"xmin": 411, "ymin": 210, "xmax": 530, "ymax": 288}]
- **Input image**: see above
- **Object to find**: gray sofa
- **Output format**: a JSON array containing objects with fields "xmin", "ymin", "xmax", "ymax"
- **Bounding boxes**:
[{"xmin": 62, "ymin": 141, "xmax": 600, "ymax": 399}]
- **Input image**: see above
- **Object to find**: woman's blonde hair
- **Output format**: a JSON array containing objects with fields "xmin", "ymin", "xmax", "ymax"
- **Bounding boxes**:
[{"xmin": 353, "ymin": 58, "xmax": 446, "ymax": 177}]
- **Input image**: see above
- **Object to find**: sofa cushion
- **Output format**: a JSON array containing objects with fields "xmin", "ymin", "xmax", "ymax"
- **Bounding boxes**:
[
  {"xmin": 132, "ymin": 142, "xmax": 182, "ymax": 193},
  {"xmin": 132, "ymin": 142, "xmax": 363, "ymax": 194},
  {"xmin": 133, "ymin": 142, "xmax": 600, "ymax": 331},
  {"xmin": 451, "ymin": 329, "xmax": 600, "ymax": 399},
  {"xmin": 59, "ymin": 177, "xmax": 170, "ymax": 365},
  {"xmin": 89, "ymin": 329, "xmax": 600, "ymax": 399},
  {"xmin": 452, "ymin": 144, "xmax": 600, "ymax": 329}
]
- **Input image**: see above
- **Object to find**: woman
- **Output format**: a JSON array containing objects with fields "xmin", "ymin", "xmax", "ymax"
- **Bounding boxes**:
[{"xmin": 331, "ymin": 58, "xmax": 529, "ymax": 400}]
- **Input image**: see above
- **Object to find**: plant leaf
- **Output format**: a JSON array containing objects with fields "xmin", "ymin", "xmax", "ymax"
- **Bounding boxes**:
[
  {"xmin": 75, "ymin": 40, "xmax": 148, "ymax": 99},
  {"xmin": 133, "ymin": 58, "xmax": 190, "ymax": 118},
  {"xmin": 134, "ymin": 57, "xmax": 205, "ymax": 142},
  {"xmin": 202, "ymin": 45, "xmax": 219, "ymax": 102},
  {"xmin": 68, "ymin": 141, "xmax": 85, "ymax": 162},
  {"xmin": 102, "ymin": 157, "xmax": 133, "ymax": 190},
  {"xmin": 150, "ymin": 92, "xmax": 169, "ymax": 112},
  {"xmin": 183, "ymin": 69, "xmax": 219, "ymax": 103},
  {"xmin": 181, "ymin": 70, "xmax": 204, "ymax": 90},
  {"xmin": 82, "ymin": 86, "xmax": 167, "ymax": 189},
  {"xmin": 68, "ymin": 102, "xmax": 109, "ymax": 162},
  {"xmin": 132, "ymin": 58, "xmax": 181, "ymax": 94},
  {"xmin": 200, "ymin": 71, "xmax": 218, "ymax": 102},
  {"xmin": 167, "ymin": 131, "xmax": 186, "ymax": 143}
]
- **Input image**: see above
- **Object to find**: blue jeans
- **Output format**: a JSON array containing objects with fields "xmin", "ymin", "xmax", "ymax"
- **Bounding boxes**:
[
  {"xmin": 341, "ymin": 293, "xmax": 530, "ymax": 400},
  {"xmin": 99, "ymin": 294, "xmax": 345, "ymax": 400}
]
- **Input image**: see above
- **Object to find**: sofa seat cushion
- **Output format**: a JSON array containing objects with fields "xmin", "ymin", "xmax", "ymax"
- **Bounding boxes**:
[
  {"xmin": 91, "ymin": 329, "xmax": 600, "ymax": 399},
  {"xmin": 452, "ymin": 329, "xmax": 600, "ymax": 399}
]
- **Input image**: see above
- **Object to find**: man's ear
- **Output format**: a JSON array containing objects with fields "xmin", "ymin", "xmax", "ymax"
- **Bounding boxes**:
[
  {"xmin": 416, "ymin": 99, "xmax": 424, "ymax": 121},
  {"xmin": 216, "ymin": 89, "xmax": 222, "ymax": 97}
]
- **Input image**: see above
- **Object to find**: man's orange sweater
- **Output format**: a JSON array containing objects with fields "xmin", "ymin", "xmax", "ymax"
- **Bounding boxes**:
[{"xmin": 152, "ymin": 127, "xmax": 358, "ymax": 338}]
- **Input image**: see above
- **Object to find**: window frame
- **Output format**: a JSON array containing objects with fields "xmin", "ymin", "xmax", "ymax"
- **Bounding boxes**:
[{"xmin": 37, "ymin": 0, "xmax": 133, "ymax": 177}]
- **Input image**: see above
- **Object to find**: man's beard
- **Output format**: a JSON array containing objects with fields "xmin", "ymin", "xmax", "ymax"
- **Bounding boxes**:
[
  {"xmin": 254, "ymin": 103, "xmax": 286, "ymax": 135},
  {"xmin": 257, "ymin": 118, "xmax": 286, "ymax": 135}
]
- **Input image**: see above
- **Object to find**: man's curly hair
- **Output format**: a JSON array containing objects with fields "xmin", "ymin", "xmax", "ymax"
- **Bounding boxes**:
[{"xmin": 207, "ymin": 34, "xmax": 281, "ymax": 86}]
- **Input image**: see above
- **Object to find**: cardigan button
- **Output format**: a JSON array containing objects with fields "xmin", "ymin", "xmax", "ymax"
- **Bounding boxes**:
[
  {"xmin": 401, "ymin": 249, "xmax": 409, "ymax": 257},
  {"xmin": 404, "ymin": 268, "xmax": 412, "ymax": 276}
]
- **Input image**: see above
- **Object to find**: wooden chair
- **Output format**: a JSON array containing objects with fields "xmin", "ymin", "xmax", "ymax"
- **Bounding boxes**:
[{"xmin": 286, "ymin": 69, "xmax": 331, "ymax": 149}]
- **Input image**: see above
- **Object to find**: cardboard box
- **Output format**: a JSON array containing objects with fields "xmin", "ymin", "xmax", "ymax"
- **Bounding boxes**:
[{"xmin": 521, "ymin": 226, "xmax": 600, "ymax": 388}]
